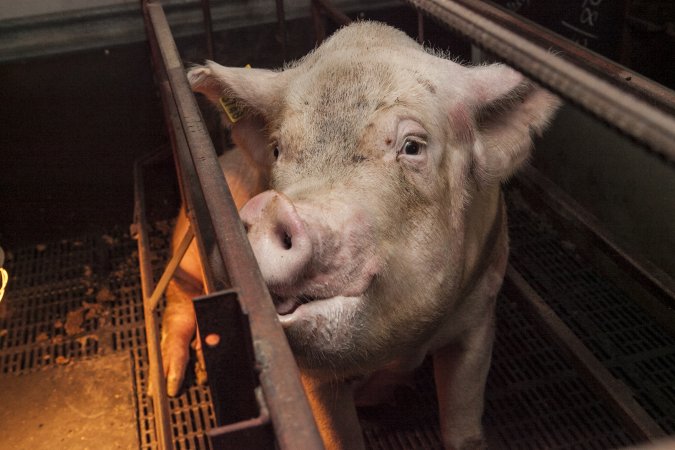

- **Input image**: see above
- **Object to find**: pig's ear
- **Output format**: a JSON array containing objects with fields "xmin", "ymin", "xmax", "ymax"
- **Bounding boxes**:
[
  {"xmin": 187, "ymin": 61, "xmax": 286, "ymax": 124},
  {"xmin": 464, "ymin": 64, "xmax": 560, "ymax": 183},
  {"xmin": 187, "ymin": 61, "xmax": 285, "ymax": 173}
]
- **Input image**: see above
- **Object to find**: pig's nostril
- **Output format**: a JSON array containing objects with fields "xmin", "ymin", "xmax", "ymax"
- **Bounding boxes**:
[{"xmin": 282, "ymin": 232, "xmax": 292, "ymax": 250}]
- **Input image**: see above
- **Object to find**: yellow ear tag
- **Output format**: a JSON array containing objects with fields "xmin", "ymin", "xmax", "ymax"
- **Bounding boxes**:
[{"xmin": 219, "ymin": 64, "xmax": 251, "ymax": 124}]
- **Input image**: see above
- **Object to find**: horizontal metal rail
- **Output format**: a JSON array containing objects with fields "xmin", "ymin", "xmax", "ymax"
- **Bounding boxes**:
[
  {"xmin": 142, "ymin": 1, "xmax": 323, "ymax": 448},
  {"xmin": 406, "ymin": 0, "xmax": 675, "ymax": 165},
  {"xmin": 457, "ymin": 0, "xmax": 675, "ymax": 115}
]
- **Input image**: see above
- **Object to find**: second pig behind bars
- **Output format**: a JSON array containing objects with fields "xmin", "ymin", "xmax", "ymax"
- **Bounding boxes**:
[{"xmin": 162, "ymin": 21, "xmax": 560, "ymax": 450}]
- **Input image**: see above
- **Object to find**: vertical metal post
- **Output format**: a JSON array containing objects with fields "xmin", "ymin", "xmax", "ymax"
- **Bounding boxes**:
[
  {"xmin": 417, "ymin": 10, "xmax": 425, "ymax": 44},
  {"xmin": 275, "ymin": 0, "xmax": 288, "ymax": 61},
  {"xmin": 200, "ymin": 0, "xmax": 215, "ymax": 60},
  {"xmin": 141, "ymin": 2, "xmax": 324, "ymax": 448},
  {"xmin": 311, "ymin": 0, "xmax": 326, "ymax": 45},
  {"xmin": 133, "ymin": 154, "xmax": 175, "ymax": 450}
]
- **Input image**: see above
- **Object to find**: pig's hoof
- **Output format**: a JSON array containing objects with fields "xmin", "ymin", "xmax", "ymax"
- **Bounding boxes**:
[{"xmin": 161, "ymin": 337, "xmax": 191, "ymax": 397}]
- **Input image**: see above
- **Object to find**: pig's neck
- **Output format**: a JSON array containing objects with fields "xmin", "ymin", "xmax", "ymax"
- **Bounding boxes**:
[{"xmin": 460, "ymin": 184, "xmax": 504, "ymax": 295}]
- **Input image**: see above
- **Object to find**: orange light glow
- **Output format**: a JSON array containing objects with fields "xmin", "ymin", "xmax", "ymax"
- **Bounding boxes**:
[{"xmin": 0, "ymin": 267, "xmax": 7, "ymax": 303}]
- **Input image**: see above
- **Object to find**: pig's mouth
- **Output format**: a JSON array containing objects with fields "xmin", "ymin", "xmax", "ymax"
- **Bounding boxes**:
[
  {"xmin": 272, "ymin": 292, "xmax": 362, "ymax": 325},
  {"xmin": 273, "ymin": 294, "xmax": 318, "ymax": 316}
]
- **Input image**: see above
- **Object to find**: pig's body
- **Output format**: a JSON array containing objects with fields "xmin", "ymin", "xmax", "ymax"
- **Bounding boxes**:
[
  {"xmin": 161, "ymin": 143, "xmax": 266, "ymax": 393},
  {"xmin": 163, "ymin": 22, "xmax": 558, "ymax": 450}
]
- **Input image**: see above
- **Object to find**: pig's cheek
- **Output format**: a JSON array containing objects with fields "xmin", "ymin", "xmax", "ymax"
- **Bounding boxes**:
[
  {"xmin": 404, "ymin": 162, "xmax": 436, "ymax": 191},
  {"xmin": 342, "ymin": 222, "xmax": 381, "ymax": 293}
]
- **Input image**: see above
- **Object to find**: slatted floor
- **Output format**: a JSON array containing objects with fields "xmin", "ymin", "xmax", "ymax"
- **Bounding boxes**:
[{"xmin": 0, "ymin": 187, "xmax": 673, "ymax": 448}]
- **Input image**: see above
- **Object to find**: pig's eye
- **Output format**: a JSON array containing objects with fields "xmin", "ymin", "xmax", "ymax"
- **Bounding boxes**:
[
  {"xmin": 403, "ymin": 141, "xmax": 420, "ymax": 155},
  {"xmin": 400, "ymin": 138, "xmax": 426, "ymax": 156}
]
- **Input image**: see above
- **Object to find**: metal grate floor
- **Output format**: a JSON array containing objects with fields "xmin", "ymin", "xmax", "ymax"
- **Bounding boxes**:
[
  {"xmin": 506, "ymin": 187, "xmax": 675, "ymax": 436},
  {"xmin": 0, "ymin": 188, "xmax": 672, "ymax": 448},
  {"xmin": 0, "ymin": 223, "xmax": 215, "ymax": 450},
  {"xmin": 358, "ymin": 289, "xmax": 638, "ymax": 449}
]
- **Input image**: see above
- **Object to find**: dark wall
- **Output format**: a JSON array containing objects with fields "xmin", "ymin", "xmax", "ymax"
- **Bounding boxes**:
[
  {"xmin": 0, "ymin": 5, "xmax": 461, "ymax": 249},
  {"xmin": 0, "ymin": 44, "xmax": 164, "ymax": 247}
]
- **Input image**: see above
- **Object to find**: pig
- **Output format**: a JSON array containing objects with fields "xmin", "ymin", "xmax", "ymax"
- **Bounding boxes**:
[{"xmin": 161, "ymin": 21, "xmax": 559, "ymax": 450}]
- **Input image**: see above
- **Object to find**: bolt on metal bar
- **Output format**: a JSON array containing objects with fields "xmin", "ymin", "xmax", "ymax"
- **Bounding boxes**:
[
  {"xmin": 142, "ymin": 2, "xmax": 324, "ymax": 448},
  {"xmin": 505, "ymin": 266, "xmax": 666, "ymax": 442},
  {"xmin": 406, "ymin": 0, "xmax": 675, "ymax": 165}
]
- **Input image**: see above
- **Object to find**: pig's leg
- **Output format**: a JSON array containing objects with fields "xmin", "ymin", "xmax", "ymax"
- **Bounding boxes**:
[
  {"xmin": 161, "ymin": 208, "xmax": 205, "ymax": 397},
  {"xmin": 162, "ymin": 276, "xmax": 201, "ymax": 396},
  {"xmin": 433, "ymin": 302, "xmax": 496, "ymax": 450},
  {"xmin": 160, "ymin": 148, "xmax": 264, "ymax": 397},
  {"xmin": 301, "ymin": 373, "xmax": 366, "ymax": 450}
]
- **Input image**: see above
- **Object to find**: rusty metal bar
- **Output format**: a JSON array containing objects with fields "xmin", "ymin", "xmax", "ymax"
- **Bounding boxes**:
[
  {"xmin": 406, "ymin": 0, "xmax": 675, "ymax": 165},
  {"xmin": 132, "ymin": 152, "xmax": 175, "ymax": 450},
  {"xmin": 147, "ymin": 226, "xmax": 194, "ymax": 312},
  {"xmin": 142, "ymin": 1, "xmax": 324, "ymax": 448},
  {"xmin": 144, "ymin": 0, "xmax": 229, "ymax": 293},
  {"xmin": 199, "ymin": 0, "xmax": 215, "ymax": 60},
  {"xmin": 275, "ymin": 0, "xmax": 288, "ymax": 61},
  {"xmin": 314, "ymin": 0, "xmax": 351, "ymax": 25},
  {"xmin": 456, "ymin": 0, "xmax": 675, "ymax": 115},
  {"xmin": 313, "ymin": 0, "xmax": 351, "ymax": 26},
  {"xmin": 504, "ymin": 266, "xmax": 667, "ymax": 442},
  {"xmin": 310, "ymin": 0, "xmax": 351, "ymax": 44},
  {"xmin": 310, "ymin": 0, "xmax": 326, "ymax": 44},
  {"xmin": 417, "ymin": 10, "xmax": 424, "ymax": 44}
]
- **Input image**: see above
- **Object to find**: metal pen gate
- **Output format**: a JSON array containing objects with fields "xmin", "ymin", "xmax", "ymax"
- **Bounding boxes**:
[{"xmin": 133, "ymin": 0, "xmax": 675, "ymax": 448}]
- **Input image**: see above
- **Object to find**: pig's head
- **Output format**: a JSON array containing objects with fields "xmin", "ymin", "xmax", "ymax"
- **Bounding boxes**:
[{"xmin": 188, "ymin": 22, "xmax": 559, "ymax": 377}]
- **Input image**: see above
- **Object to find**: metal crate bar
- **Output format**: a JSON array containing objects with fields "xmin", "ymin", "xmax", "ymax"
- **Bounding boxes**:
[
  {"xmin": 140, "ymin": 1, "xmax": 323, "ymax": 448},
  {"xmin": 133, "ymin": 150, "xmax": 175, "ymax": 450},
  {"xmin": 406, "ymin": 0, "xmax": 675, "ymax": 165}
]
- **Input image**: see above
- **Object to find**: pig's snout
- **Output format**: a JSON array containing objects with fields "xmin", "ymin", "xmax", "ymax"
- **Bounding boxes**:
[{"xmin": 240, "ymin": 191, "xmax": 312, "ymax": 291}]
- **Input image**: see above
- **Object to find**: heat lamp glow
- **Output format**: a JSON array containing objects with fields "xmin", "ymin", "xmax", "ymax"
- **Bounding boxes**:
[
  {"xmin": 0, "ymin": 246, "xmax": 7, "ymax": 303},
  {"xmin": 0, "ymin": 268, "xmax": 7, "ymax": 303}
]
